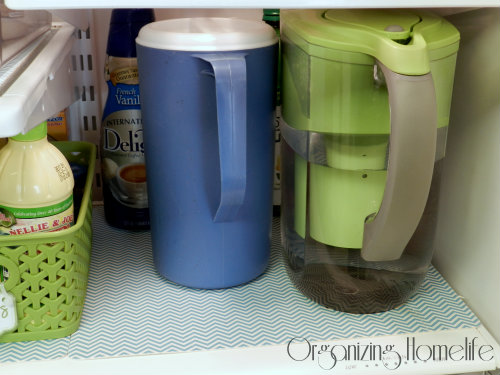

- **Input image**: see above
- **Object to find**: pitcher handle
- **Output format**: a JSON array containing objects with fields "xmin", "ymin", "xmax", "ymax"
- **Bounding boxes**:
[
  {"xmin": 361, "ymin": 61, "xmax": 437, "ymax": 261},
  {"xmin": 195, "ymin": 54, "xmax": 247, "ymax": 222}
]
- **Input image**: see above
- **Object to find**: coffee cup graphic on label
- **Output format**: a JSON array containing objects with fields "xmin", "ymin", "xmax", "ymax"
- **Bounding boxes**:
[{"xmin": 116, "ymin": 163, "xmax": 148, "ymax": 200}]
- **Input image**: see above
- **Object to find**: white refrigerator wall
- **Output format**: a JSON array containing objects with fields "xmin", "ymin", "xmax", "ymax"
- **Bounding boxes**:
[{"xmin": 434, "ymin": 7, "xmax": 500, "ymax": 344}]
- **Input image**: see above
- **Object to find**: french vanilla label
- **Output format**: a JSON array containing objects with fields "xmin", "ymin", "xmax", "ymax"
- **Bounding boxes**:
[
  {"xmin": 0, "ymin": 195, "xmax": 74, "ymax": 236},
  {"xmin": 101, "ymin": 64, "xmax": 148, "ymax": 210},
  {"xmin": 110, "ymin": 67, "xmax": 139, "ymax": 86},
  {"xmin": 102, "ymin": 111, "xmax": 144, "ymax": 159}
]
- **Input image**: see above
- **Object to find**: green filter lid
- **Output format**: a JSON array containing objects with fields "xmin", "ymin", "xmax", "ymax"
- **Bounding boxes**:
[
  {"xmin": 281, "ymin": 9, "xmax": 460, "ymax": 75},
  {"xmin": 11, "ymin": 122, "xmax": 47, "ymax": 142}
]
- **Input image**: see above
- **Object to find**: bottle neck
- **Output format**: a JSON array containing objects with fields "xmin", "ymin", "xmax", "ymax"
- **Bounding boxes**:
[
  {"xmin": 10, "ymin": 122, "xmax": 48, "ymax": 142},
  {"xmin": 264, "ymin": 19, "xmax": 279, "ymax": 31}
]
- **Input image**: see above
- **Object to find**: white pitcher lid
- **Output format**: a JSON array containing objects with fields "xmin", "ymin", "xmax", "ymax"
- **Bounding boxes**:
[{"xmin": 136, "ymin": 17, "xmax": 278, "ymax": 51}]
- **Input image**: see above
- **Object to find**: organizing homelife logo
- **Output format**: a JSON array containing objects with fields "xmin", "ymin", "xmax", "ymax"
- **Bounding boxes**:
[{"xmin": 286, "ymin": 336, "xmax": 495, "ymax": 371}]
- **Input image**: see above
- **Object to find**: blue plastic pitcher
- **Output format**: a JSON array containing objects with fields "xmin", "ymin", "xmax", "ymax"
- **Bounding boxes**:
[{"xmin": 136, "ymin": 18, "xmax": 278, "ymax": 288}]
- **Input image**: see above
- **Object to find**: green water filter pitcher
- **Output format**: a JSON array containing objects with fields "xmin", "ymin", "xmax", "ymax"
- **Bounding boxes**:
[{"xmin": 280, "ymin": 9, "xmax": 459, "ymax": 313}]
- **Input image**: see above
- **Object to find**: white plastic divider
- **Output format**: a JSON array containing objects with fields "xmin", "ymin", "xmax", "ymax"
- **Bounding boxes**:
[{"xmin": 0, "ymin": 22, "xmax": 76, "ymax": 137}]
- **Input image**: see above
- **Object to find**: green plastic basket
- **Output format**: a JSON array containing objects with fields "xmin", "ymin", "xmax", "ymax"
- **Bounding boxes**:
[{"xmin": 0, "ymin": 141, "xmax": 95, "ymax": 343}]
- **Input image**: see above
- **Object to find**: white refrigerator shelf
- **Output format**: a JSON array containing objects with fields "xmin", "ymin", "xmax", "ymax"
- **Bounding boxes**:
[
  {"xmin": 4, "ymin": 0, "xmax": 500, "ymax": 9},
  {"xmin": 0, "ymin": 22, "xmax": 76, "ymax": 138},
  {"xmin": 0, "ymin": 205, "xmax": 499, "ymax": 375}
]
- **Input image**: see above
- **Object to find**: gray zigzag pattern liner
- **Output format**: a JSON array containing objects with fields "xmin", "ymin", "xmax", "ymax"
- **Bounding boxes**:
[
  {"xmin": 0, "ymin": 207, "xmax": 480, "ymax": 362},
  {"xmin": 0, "ymin": 338, "xmax": 69, "ymax": 363},
  {"xmin": 68, "ymin": 208, "xmax": 479, "ymax": 360}
]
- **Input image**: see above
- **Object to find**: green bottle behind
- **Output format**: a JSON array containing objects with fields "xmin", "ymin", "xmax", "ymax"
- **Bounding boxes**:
[{"xmin": 263, "ymin": 9, "xmax": 282, "ymax": 215}]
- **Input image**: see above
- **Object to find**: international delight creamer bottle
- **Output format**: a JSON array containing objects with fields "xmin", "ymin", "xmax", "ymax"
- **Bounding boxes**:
[
  {"xmin": 0, "ymin": 122, "xmax": 74, "ymax": 237},
  {"xmin": 101, "ymin": 9, "xmax": 154, "ymax": 229}
]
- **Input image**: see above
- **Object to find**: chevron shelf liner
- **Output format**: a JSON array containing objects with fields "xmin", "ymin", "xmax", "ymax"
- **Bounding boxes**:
[{"xmin": 0, "ymin": 206, "xmax": 480, "ymax": 363}]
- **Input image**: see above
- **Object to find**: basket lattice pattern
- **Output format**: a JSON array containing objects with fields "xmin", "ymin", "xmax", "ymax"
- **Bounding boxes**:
[{"xmin": 0, "ymin": 142, "xmax": 94, "ymax": 343}]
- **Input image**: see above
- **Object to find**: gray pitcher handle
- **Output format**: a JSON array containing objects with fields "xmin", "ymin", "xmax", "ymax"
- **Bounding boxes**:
[{"xmin": 361, "ymin": 61, "xmax": 437, "ymax": 261}]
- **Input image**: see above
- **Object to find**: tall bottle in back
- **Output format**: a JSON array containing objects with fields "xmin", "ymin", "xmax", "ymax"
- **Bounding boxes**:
[
  {"xmin": 263, "ymin": 9, "xmax": 281, "ymax": 216},
  {"xmin": 100, "ymin": 9, "xmax": 154, "ymax": 230}
]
